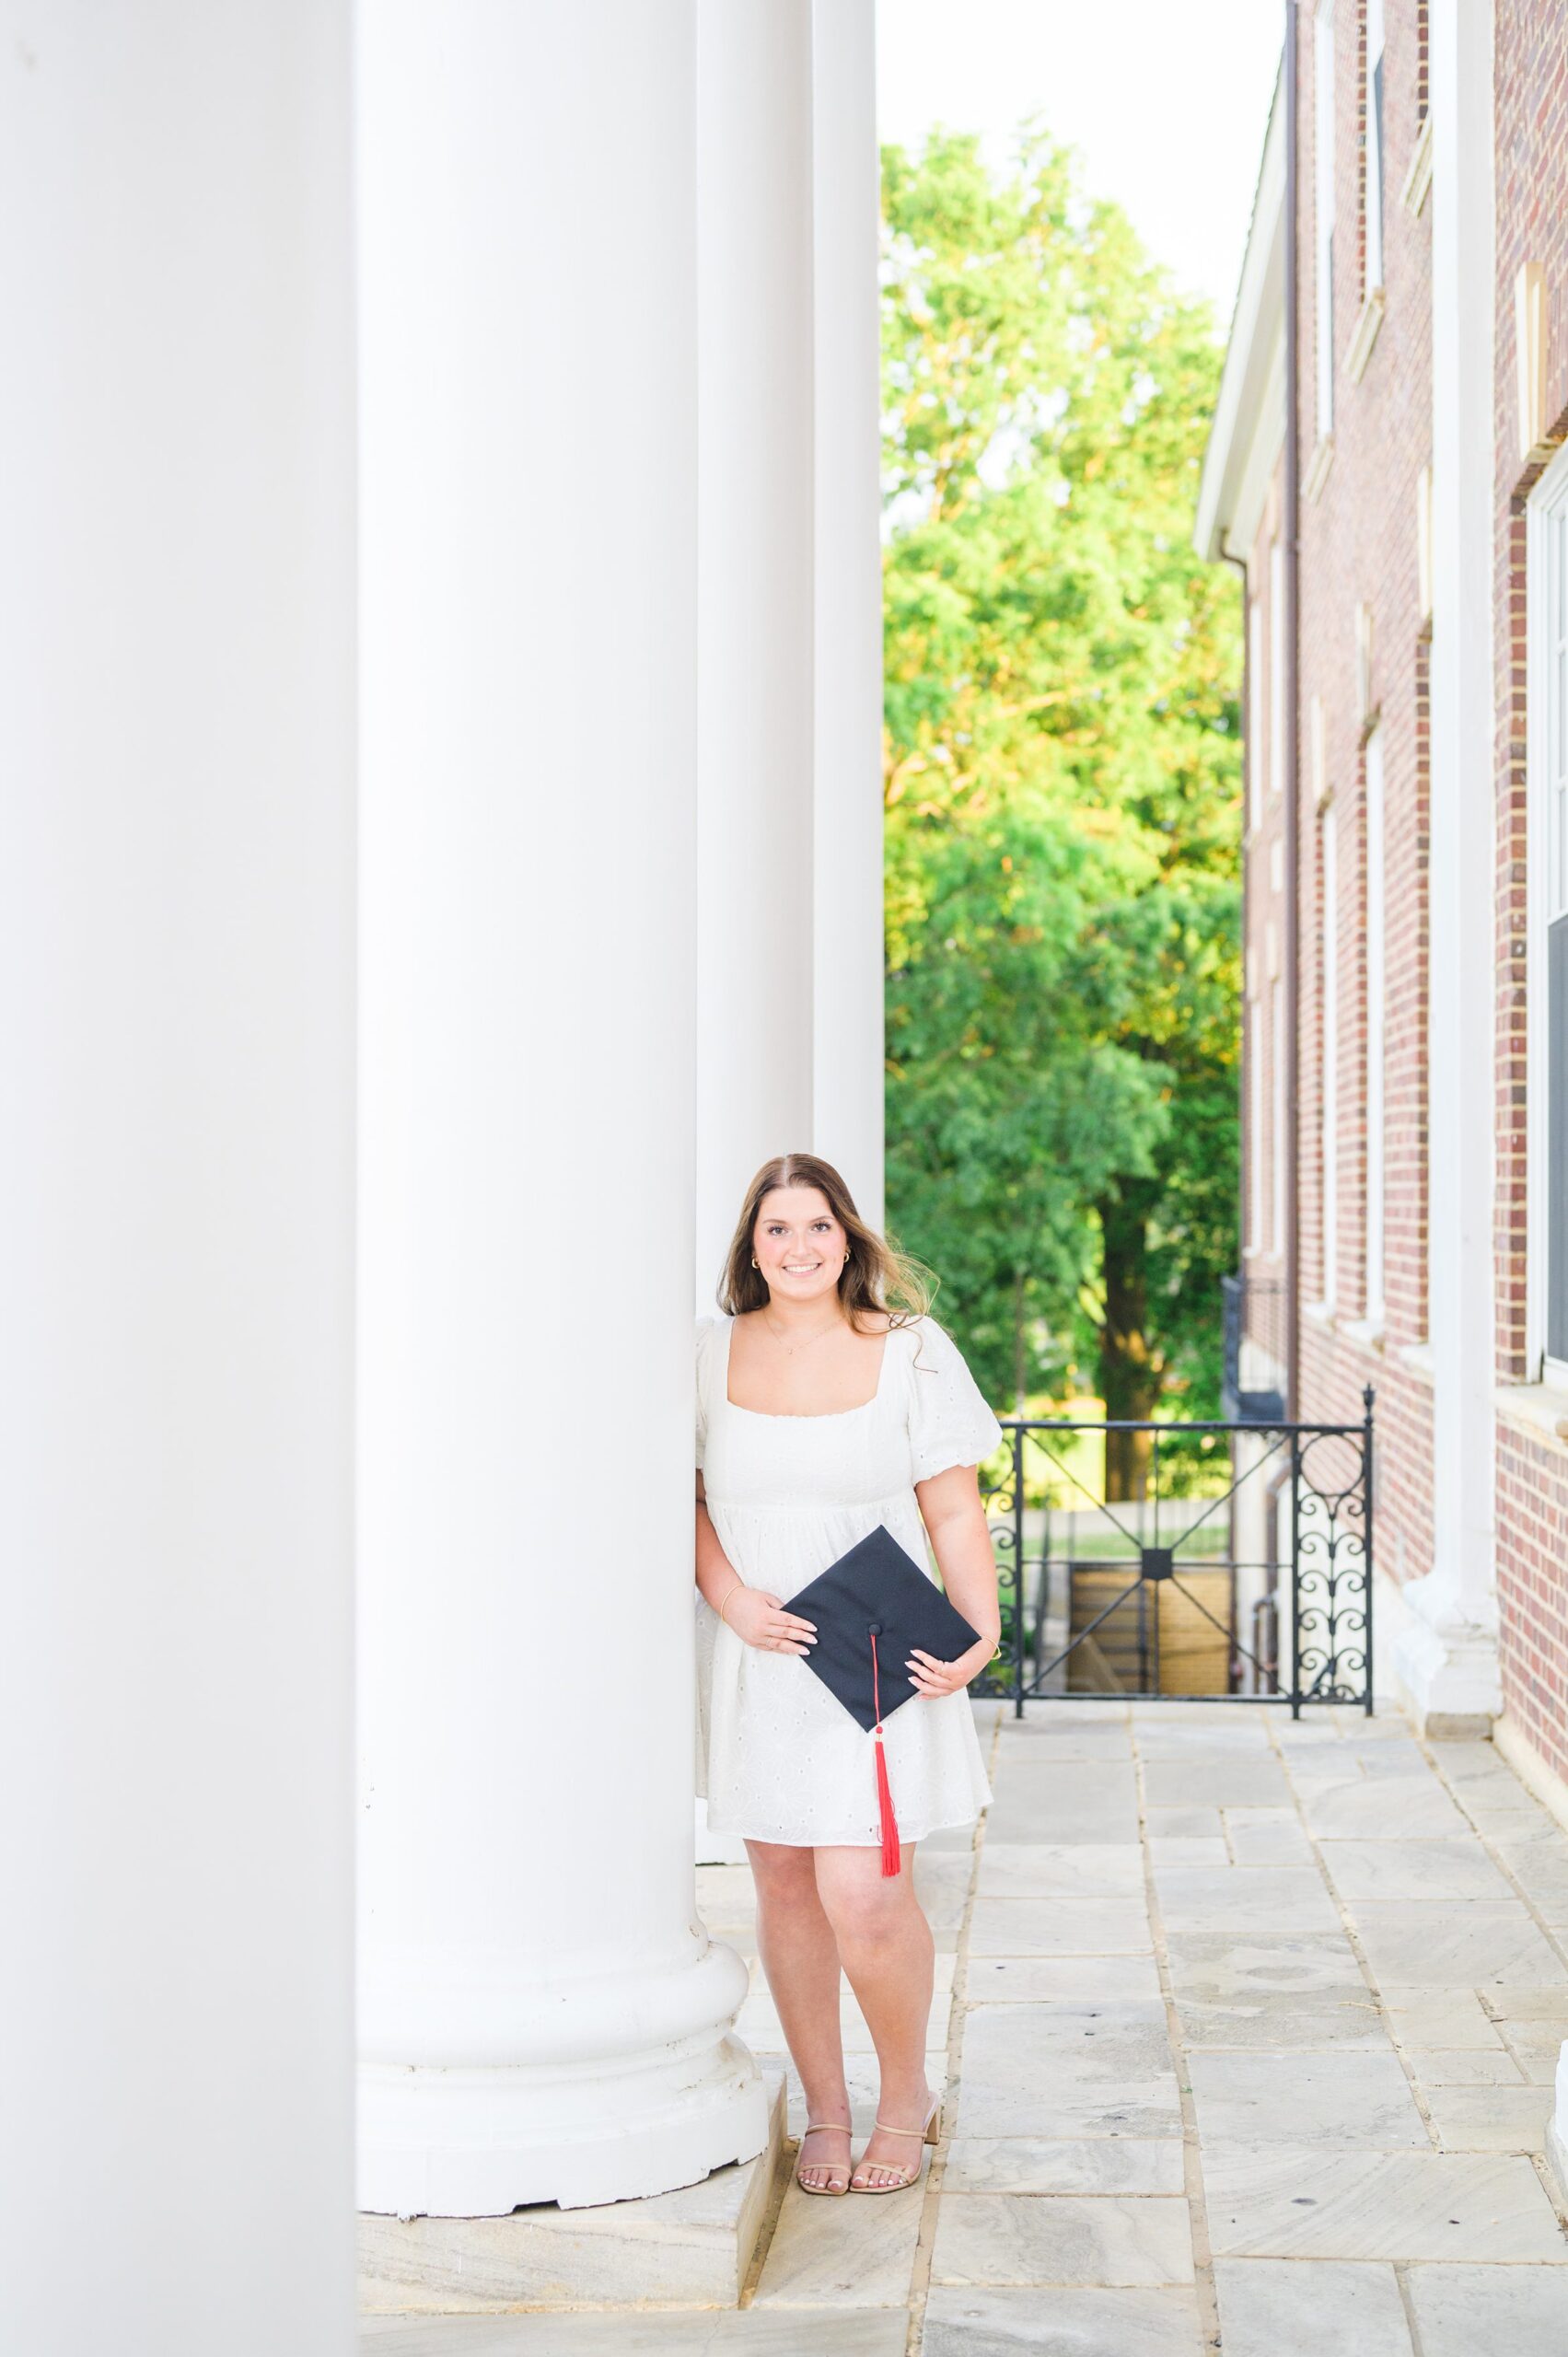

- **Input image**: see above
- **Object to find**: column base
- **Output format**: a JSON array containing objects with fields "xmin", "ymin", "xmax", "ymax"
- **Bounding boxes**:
[
  {"xmin": 360, "ymin": 2027, "xmax": 768, "ymax": 2217},
  {"xmin": 1549, "ymin": 2045, "xmax": 1568, "ymax": 2212},
  {"xmin": 1390, "ymin": 1573, "xmax": 1501, "ymax": 1736},
  {"xmin": 359, "ymin": 2066, "xmax": 785, "ymax": 2312}
]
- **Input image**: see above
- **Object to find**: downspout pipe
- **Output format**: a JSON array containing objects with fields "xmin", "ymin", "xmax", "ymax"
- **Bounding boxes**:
[
  {"xmin": 1225, "ymin": 542, "xmax": 1249, "ymax": 1581},
  {"xmin": 1226, "ymin": 548, "xmax": 1251, "ymax": 1312},
  {"xmin": 1283, "ymin": 0, "xmax": 1302, "ymax": 1421}
]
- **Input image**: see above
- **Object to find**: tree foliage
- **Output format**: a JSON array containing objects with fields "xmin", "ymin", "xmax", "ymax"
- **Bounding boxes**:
[{"xmin": 881, "ymin": 128, "xmax": 1242, "ymax": 1457}]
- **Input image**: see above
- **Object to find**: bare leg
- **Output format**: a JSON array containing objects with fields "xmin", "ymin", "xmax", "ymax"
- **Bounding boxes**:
[
  {"xmin": 744, "ymin": 1837, "xmax": 852, "ymax": 2192},
  {"xmin": 812, "ymin": 1842, "xmax": 935, "ymax": 2189}
]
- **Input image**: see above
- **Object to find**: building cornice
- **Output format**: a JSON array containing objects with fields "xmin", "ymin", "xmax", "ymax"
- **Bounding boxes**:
[{"xmin": 1194, "ymin": 62, "xmax": 1288, "ymax": 563}]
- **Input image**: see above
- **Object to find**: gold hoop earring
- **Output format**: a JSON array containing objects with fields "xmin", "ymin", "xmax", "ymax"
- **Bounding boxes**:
[{"xmin": 751, "ymin": 1256, "xmax": 759, "ymax": 1269}]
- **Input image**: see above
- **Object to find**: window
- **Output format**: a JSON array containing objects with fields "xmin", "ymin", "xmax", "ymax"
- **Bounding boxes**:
[
  {"xmin": 1528, "ymin": 446, "xmax": 1568, "ymax": 1383},
  {"xmin": 1365, "ymin": 0, "xmax": 1386, "ymax": 293},
  {"xmin": 1365, "ymin": 728, "xmax": 1386, "ymax": 1326},
  {"xmin": 1321, "ymin": 802, "xmax": 1339, "ymax": 1308},
  {"xmin": 1249, "ymin": 598, "xmax": 1265, "ymax": 831},
  {"xmin": 1315, "ymin": 1, "xmax": 1337, "ymax": 445},
  {"xmin": 1272, "ymin": 976, "xmax": 1287, "ymax": 1258},
  {"xmin": 1247, "ymin": 994, "xmax": 1263, "ymax": 1251},
  {"xmin": 1269, "ymin": 539, "xmax": 1285, "ymax": 797}
]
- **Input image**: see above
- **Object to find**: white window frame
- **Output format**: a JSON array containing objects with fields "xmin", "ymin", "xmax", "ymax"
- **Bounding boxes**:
[
  {"xmin": 1269, "ymin": 538, "xmax": 1285, "ymax": 799},
  {"xmin": 1272, "ymin": 974, "xmax": 1287, "ymax": 1259},
  {"xmin": 1527, "ymin": 440, "xmax": 1568, "ymax": 1387},
  {"xmin": 1314, "ymin": 1, "xmax": 1337, "ymax": 445},
  {"xmin": 1247, "ymin": 993, "xmax": 1263, "ymax": 1254},
  {"xmin": 1365, "ymin": 0, "xmax": 1386, "ymax": 295},
  {"xmin": 1364, "ymin": 726, "xmax": 1386, "ymax": 1328},
  {"xmin": 1321, "ymin": 801, "xmax": 1339, "ymax": 1310},
  {"xmin": 1248, "ymin": 597, "xmax": 1266, "ymax": 833}
]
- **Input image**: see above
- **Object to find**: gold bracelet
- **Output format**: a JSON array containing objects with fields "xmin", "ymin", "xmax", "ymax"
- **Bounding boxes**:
[{"xmin": 717, "ymin": 1583, "xmax": 744, "ymax": 1629}]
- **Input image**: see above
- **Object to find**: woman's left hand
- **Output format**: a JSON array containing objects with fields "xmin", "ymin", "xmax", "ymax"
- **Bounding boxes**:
[{"xmin": 904, "ymin": 1638, "xmax": 996, "ymax": 1699}]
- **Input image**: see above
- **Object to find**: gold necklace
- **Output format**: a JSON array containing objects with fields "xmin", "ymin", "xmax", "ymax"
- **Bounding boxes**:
[{"xmin": 761, "ymin": 1308, "xmax": 843, "ymax": 1355}]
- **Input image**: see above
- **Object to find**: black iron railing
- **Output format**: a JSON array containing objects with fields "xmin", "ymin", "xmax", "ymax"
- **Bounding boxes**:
[{"xmin": 968, "ymin": 1388, "xmax": 1375, "ymax": 1716}]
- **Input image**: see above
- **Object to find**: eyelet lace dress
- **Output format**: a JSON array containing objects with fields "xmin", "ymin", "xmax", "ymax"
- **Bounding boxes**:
[{"xmin": 694, "ymin": 1311, "xmax": 1001, "ymax": 1846}]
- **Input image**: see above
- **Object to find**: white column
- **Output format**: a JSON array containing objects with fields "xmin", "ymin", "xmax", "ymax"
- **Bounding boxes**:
[
  {"xmin": 811, "ymin": 0, "xmax": 887, "ymax": 1229},
  {"xmin": 356, "ymin": 0, "xmax": 763, "ymax": 2214},
  {"xmin": 1394, "ymin": 0, "xmax": 1503, "ymax": 1728},
  {"xmin": 694, "ymin": 0, "xmax": 818, "ymax": 1306},
  {"xmin": 0, "ymin": 10, "xmax": 356, "ymax": 2353},
  {"xmin": 1551, "ymin": 2045, "xmax": 1568, "ymax": 2209},
  {"xmin": 693, "ymin": 0, "xmax": 886, "ymax": 1310}
]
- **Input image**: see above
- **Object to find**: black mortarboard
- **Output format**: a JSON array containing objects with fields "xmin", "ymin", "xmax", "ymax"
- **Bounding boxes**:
[{"xmin": 781, "ymin": 1524, "xmax": 981, "ymax": 1876}]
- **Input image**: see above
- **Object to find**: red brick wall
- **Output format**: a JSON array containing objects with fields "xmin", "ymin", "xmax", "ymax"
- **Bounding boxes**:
[
  {"xmin": 1493, "ymin": 4, "xmax": 1568, "ymax": 1378},
  {"xmin": 1387, "ymin": 637, "xmax": 1430, "ymax": 1347},
  {"xmin": 1294, "ymin": 0, "xmax": 1434, "ymax": 1596},
  {"xmin": 1240, "ymin": 0, "xmax": 1568, "ymax": 1716},
  {"xmin": 1492, "ymin": 0, "xmax": 1568, "ymax": 1776},
  {"xmin": 1497, "ymin": 490, "xmax": 1531, "ymax": 1382},
  {"xmin": 1497, "ymin": 1422, "xmax": 1568, "ymax": 1783}
]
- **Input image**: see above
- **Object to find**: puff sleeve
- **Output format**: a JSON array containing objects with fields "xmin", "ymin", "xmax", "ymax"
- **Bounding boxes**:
[
  {"xmin": 695, "ymin": 1314, "xmax": 715, "ymax": 1469},
  {"xmin": 906, "ymin": 1315, "xmax": 1005, "ymax": 1481}
]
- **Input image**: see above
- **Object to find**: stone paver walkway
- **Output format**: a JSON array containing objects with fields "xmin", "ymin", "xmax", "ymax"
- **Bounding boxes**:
[{"xmin": 365, "ymin": 1698, "xmax": 1568, "ymax": 2353}]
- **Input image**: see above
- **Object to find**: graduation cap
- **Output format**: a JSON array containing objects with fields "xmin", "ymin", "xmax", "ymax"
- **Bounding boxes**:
[{"xmin": 781, "ymin": 1524, "xmax": 982, "ymax": 1877}]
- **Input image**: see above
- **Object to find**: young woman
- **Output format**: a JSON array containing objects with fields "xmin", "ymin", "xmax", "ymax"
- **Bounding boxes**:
[{"xmin": 693, "ymin": 1153, "xmax": 1002, "ymax": 2197}]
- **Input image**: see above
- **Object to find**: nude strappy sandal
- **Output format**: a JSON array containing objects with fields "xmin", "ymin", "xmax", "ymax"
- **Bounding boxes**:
[
  {"xmin": 848, "ymin": 2094, "xmax": 942, "ymax": 2192},
  {"xmin": 795, "ymin": 2119, "xmax": 854, "ymax": 2197}
]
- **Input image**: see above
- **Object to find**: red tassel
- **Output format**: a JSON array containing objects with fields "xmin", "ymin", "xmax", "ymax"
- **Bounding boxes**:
[{"xmin": 869, "ymin": 1629, "xmax": 901, "ymax": 1876}]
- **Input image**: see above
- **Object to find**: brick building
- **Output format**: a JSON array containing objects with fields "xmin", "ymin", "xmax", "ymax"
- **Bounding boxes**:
[{"xmin": 1200, "ymin": 2, "xmax": 1568, "ymax": 1799}]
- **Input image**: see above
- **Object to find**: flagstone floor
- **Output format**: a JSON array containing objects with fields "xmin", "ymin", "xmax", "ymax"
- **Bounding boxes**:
[{"xmin": 365, "ymin": 1697, "xmax": 1568, "ymax": 2354}]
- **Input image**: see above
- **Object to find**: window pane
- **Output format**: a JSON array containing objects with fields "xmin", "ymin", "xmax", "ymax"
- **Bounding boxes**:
[
  {"xmin": 1321, "ymin": 806, "xmax": 1338, "ymax": 1308},
  {"xmin": 1365, "ymin": 731, "xmax": 1385, "ymax": 1322},
  {"xmin": 1549, "ymin": 914, "xmax": 1568, "ymax": 1361}
]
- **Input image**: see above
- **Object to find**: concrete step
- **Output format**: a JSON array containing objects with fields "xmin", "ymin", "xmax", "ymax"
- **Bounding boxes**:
[{"xmin": 359, "ymin": 2071, "xmax": 786, "ymax": 2316}]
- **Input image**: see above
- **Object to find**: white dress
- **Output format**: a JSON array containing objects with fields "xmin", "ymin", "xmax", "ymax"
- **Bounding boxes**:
[{"xmin": 694, "ymin": 1310, "xmax": 1002, "ymax": 1846}]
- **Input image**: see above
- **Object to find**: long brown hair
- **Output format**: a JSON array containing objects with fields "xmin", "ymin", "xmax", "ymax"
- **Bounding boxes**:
[{"xmin": 716, "ymin": 1152, "xmax": 935, "ymax": 1334}]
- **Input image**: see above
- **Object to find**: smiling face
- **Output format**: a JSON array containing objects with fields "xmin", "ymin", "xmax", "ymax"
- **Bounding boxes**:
[{"xmin": 752, "ymin": 1184, "xmax": 848, "ymax": 1310}]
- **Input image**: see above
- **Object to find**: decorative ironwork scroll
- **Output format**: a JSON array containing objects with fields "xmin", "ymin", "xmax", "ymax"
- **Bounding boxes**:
[{"xmin": 968, "ymin": 1388, "xmax": 1376, "ymax": 1716}]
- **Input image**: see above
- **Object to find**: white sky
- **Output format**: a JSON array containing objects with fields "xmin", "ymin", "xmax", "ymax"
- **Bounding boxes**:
[{"xmin": 877, "ymin": 0, "xmax": 1283, "ymax": 329}]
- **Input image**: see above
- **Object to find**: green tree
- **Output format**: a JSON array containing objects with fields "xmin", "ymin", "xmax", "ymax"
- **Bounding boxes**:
[{"xmin": 881, "ymin": 127, "xmax": 1241, "ymax": 1483}]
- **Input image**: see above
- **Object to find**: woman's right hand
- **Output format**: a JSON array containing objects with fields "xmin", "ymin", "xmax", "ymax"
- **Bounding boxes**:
[{"xmin": 721, "ymin": 1585, "xmax": 818, "ymax": 1655}]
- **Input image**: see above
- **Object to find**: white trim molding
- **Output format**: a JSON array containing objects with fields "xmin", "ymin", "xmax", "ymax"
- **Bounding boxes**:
[
  {"xmin": 1494, "ymin": 1377, "xmax": 1568, "ymax": 1454},
  {"xmin": 1393, "ymin": 0, "xmax": 1500, "ymax": 1737},
  {"xmin": 1303, "ymin": 433, "xmax": 1336, "ymax": 504},
  {"xmin": 1321, "ymin": 800, "xmax": 1340, "ymax": 1315},
  {"xmin": 1417, "ymin": 462, "xmax": 1434, "ymax": 628},
  {"xmin": 1339, "ymin": 1316, "xmax": 1387, "ymax": 1352},
  {"xmin": 1365, "ymin": 725, "xmax": 1388, "ymax": 1326},
  {"xmin": 1313, "ymin": 0, "xmax": 1338, "ymax": 447},
  {"xmin": 1356, "ymin": 601, "xmax": 1376, "ymax": 730},
  {"xmin": 1526, "ymin": 438, "xmax": 1568, "ymax": 1392},
  {"xmin": 1309, "ymin": 693, "xmax": 1330, "ymax": 804},
  {"xmin": 1400, "ymin": 110, "xmax": 1434, "ymax": 215},
  {"xmin": 1346, "ymin": 287, "xmax": 1386, "ymax": 383},
  {"xmin": 1516, "ymin": 260, "xmax": 1549, "ymax": 462},
  {"xmin": 1193, "ymin": 67, "xmax": 1286, "ymax": 563}
]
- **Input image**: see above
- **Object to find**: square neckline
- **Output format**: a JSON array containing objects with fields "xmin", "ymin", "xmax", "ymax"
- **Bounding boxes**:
[{"xmin": 721, "ymin": 1312, "xmax": 897, "ymax": 1421}]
